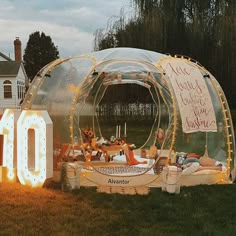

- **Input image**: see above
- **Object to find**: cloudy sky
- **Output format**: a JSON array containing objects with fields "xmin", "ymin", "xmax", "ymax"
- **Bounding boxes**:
[{"xmin": 0, "ymin": 0, "xmax": 132, "ymax": 59}]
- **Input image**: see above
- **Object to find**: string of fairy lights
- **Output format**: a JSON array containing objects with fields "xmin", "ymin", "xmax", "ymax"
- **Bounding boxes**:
[
  {"xmin": 210, "ymin": 76, "xmax": 234, "ymax": 178},
  {"xmin": 23, "ymin": 58, "xmax": 64, "ymax": 110}
]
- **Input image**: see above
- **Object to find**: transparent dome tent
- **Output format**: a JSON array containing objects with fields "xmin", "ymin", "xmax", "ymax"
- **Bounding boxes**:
[{"xmin": 22, "ymin": 48, "xmax": 235, "ymax": 180}]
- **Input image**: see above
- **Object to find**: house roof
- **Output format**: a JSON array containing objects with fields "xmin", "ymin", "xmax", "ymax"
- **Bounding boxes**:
[
  {"xmin": 0, "ymin": 61, "xmax": 21, "ymax": 77},
  {"xmin": 0, "ymin": 52, "xmax": 12, "ymax": 61}
]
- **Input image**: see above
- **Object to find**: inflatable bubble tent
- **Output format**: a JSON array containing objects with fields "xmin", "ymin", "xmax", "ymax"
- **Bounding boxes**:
[{"xmin": 22, "ymin": 48, "xmax": 235, "ymax": 178}]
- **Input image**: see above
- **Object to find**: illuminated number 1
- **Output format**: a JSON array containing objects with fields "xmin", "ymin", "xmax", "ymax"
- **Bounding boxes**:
[{"xmin": 0, "ymin": 109, "xmax": 20, "ymax": 181}]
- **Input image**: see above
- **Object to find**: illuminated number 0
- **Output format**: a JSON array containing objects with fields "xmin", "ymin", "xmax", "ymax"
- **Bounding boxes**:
[{"xmin": 17, "ymin": 110, "xmax": 53, "ymax": 187}]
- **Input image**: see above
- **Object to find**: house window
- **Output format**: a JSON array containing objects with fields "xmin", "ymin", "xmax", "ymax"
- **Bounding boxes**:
[
  {"xmin": 3, "ymin": 80, "xmax": 12, "ymax": 99},
  {"xmin": 17, "ymin": 81, "xmax": 25, "ymax": 99},
  {"xmin": 17, "ymin": 81, "xmax": 20, "ymax": 99}
]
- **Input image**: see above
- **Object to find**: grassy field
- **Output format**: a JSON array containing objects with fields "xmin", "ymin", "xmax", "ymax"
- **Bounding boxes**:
[
  {"xmin": 1, "ymin": 182, "xmax": 236, "ymax": 236},
  {"xmin": 1, "ymin": 112, "xmax": 235, "ymax": 235}
]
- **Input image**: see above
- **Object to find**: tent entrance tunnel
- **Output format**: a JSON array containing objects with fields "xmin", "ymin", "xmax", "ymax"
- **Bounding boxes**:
[
  {"xmin": 95, "ymin": 83, "xmax": 160, "ymax": 148},
  {"xmin": 21, "ymin": 48, "xmax": 235, "ymax": 183},
  {"xmin": 76, "ymin": 60, "xmax": 171, "ymax": 151}
]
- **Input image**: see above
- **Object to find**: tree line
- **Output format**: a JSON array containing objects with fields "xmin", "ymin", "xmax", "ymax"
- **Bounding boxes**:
[{"xmin": 94, "ymin": 0, "xmax": 236, "ymax": 108}]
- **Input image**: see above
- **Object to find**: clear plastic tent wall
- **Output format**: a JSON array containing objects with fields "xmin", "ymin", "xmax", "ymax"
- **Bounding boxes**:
[{"xmin": 22, "ymin": 48, "xmax": 235, "ymax": 177}]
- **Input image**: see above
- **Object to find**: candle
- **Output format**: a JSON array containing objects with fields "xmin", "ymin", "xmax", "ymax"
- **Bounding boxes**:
[
  {"xmin": 124, "ymin": 122, "xmax": 126, "ymax": 137},
  {"xmin": 116, "ymin": 125, "xmax": 118, "ymax": 138}
]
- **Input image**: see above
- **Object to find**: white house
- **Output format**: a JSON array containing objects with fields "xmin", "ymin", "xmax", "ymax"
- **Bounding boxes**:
[{"xmin": 0, "ymin": 38, "xmax": 28, "ymax": 112}]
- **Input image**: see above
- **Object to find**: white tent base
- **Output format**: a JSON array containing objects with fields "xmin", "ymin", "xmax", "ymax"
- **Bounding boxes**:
[{"xmin": 53, "ymin": 168, "xmax": 231, "ymax": 194}]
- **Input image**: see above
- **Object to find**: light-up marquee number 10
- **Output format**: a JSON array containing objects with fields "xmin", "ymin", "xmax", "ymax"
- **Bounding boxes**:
[{"xmin": 0, "ymin": 109, "xmax": 53, "ymax": 187}]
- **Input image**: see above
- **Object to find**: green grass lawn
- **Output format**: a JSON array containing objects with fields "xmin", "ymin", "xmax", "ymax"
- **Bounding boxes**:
[
  {"xmin": 1, "ymin": 111, "xmax": 235, "ymax": 235},
  {"xmin": 1, "ymin": 182, "xmax": 236, "ymax": 235}
]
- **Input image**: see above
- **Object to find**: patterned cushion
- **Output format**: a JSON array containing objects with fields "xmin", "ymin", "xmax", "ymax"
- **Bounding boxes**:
[{"xmin": 182, "ymin": 162, "xmax": 200, "ymax": 175}]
